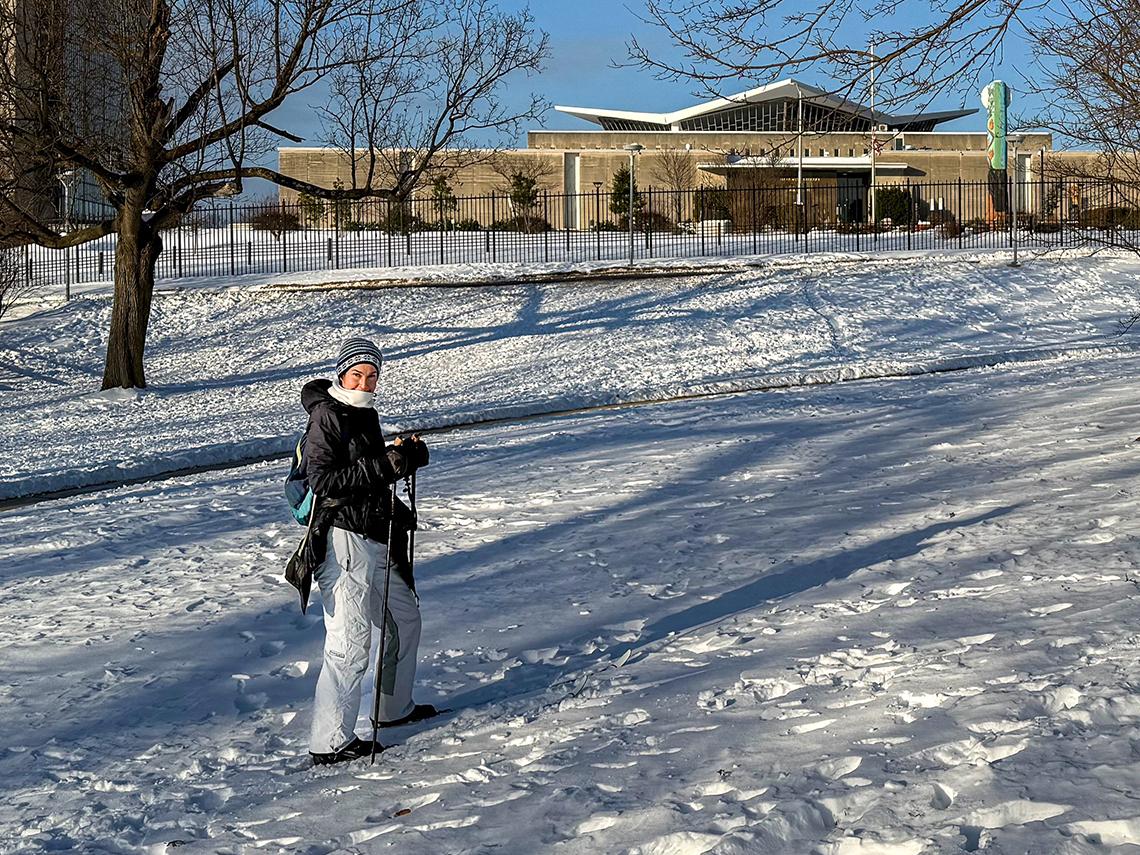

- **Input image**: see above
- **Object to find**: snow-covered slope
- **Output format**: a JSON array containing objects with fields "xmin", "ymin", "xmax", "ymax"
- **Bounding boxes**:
[
  {"xmin": 4, "ymin": 252, "xmax": 1140, "ymax": 499},
  {"xmin": 3, "ymin": 350, "xmax": 1140, "ymax": 853}
]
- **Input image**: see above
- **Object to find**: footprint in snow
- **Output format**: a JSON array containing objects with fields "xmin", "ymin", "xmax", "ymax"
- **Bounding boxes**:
[
  {"xmin": 271, "ymin": 661, "xmax": 309, "ymax": 678},
  {"xmin": 577, "ymin": 815, "xmax": 618, "ymax": 835},
  {"xmin": 520, "ymin": 647, "xmax": 568, "ymax": 665},
  {"xmin": 1062, "ymin": 816, "xmax": 1140, "ymax": 846},
  {"xmin": 1030, "ymin": 602, "xmax": 1073, "ymax": 616},
  {"xmin": 1076, "ymin": 531, "xmax": 1116, "ymax": 544}
]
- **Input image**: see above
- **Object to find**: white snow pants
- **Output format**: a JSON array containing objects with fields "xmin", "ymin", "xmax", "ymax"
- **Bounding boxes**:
[{"xmin": 309, "ymin": 526, "xmax": 421, "ymax": 753}]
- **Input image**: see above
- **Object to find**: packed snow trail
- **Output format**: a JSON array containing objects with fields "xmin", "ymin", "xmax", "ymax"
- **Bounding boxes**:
[
  {"xmin": 5, "ymin": 252, "xmax": 1140, "ymax": 500},
  {"xmin": 3, "ymin": 350, "xmax": 1140, "ymax": 853}
]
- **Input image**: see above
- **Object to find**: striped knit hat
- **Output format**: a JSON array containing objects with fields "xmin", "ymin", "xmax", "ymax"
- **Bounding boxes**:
[{"xmin": 336, "ymin": 337, "xmax": 383, "ymax": 378}]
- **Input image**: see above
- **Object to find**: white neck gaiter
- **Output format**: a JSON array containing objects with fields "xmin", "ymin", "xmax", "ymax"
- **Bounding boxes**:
[{"xmin": 328, "ymin": 380, "xmax": 375, "ymax": 409}]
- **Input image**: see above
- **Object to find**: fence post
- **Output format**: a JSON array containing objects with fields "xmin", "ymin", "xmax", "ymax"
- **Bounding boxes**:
[
  {"xmin": 751, "ymin": 185, "xmax": 758, "ymax": 254},
  {"xmin": 543, "ymin": 191, "xmax": 550, "ymax": 263},
  {"xmin": 385, "ymin": 197, "xmax": 392, "ymax": 268},
  {"xmin": 595, "ymin": 186, "xmax": 601, "ymax": 260},
  {"xmin": 176, "ymin": 220, "xmax": 183, "ymax": 278},
  {"xmin": 804, "ymin": 198, "xmax": 809, "ymax": 253},
  {"xmin": 438, "ymin": 196, "xmax": 445, "ymax": 266},
  {"xmin": 1007, "ymin": 170, "xmax": 1013, "ymax": 249},
  {"xmin": 645, "ymin": 187, "xmax": 652, "ymax": 253},
  {"xmin": 957, "ymin": 178, "xmax": 963, "ymax": 250},
  {"xmin": 1110, "ymin": 180, "xmax": 1116, "ymax": 242},
  {"xmin": 280, "ymin": 200, "xmax": 288, "ymax": 273},
  {"xmin": 693, "ymin": 185, "xmax": 702, "ymax": 256},
  {"xmin": 491, "ymin": 194, "xmax": 497, "ymax": 262},
  {"xmin": 906, "ymin": 179, "xmax": 912, "ymax": 252},
  {"xmin": 333, "ymin": 197, "xmax": 341, "ymax": 269},
  {"xmin": 564, "ymin": 191, "xmax": 570, "ymax": 256},
  {"xmin": 405, "ymin": 199, "xmax": 412, "ymax": 258},
  {"xmin": 1053, "ymin": 180, "xmax": 1062, "ymax": 247},
  {"xmin": 228, "ymin": 201, "xmax": 235, "ymax": 277}
]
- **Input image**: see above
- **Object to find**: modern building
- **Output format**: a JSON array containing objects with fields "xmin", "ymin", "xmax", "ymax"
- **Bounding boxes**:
[{"xmin": 278, "ymin": 78, "xmax": 1094, "ymax": 227}]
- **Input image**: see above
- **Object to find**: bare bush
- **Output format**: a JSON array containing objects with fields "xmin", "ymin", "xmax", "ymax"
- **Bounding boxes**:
[{"xmin": 0, "ymin": 248, "xmax": 35, "ymax": 322}]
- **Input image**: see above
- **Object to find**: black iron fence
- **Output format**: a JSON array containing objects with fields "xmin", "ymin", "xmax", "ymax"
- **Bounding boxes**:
[{"xmin": 20, "ymin": 177, "xmax": 1140, "ymax": 294}]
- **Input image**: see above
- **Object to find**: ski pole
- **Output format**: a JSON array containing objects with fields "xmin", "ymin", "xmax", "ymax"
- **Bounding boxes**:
[
  {"xmin": 369, "ymin": 478, "xmax": 398, "ymax": 764},
  {"xmin": 407, "ymin": 470, "xmax": 417, "ymax": 576}
]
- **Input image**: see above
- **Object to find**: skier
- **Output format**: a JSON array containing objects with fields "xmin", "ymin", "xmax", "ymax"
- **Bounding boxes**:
[{"xmin": 301, "ymin": 337, "xmax": 436, "ymax": 766}]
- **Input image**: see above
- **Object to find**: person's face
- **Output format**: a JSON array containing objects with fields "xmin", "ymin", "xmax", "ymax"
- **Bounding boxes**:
[{"xmin": 340, "ymin": 363, "xmax": 378, "ymax": 392}]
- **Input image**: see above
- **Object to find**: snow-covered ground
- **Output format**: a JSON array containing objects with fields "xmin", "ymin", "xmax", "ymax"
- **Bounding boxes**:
[
  {"xmin": 3, "ymin": 348, "xmax": 1140, "ymax": 853},
  {"xmin": 4, "ymin": 251, "xmax": 1140, "ymax": 499}
]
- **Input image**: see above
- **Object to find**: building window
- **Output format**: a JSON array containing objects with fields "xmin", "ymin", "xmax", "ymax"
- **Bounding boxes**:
[
  {"xmin": 597, "ymin": 118, "xmax": 668, "ymax": 131},
  {"xmin": 676, "ymin": 98, "xmax": 872, "ymax": 133}
]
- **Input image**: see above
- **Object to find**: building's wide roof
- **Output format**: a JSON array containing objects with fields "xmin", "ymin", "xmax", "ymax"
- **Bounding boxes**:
[{"xmin": 554, "ymin": 79, "xmax": 975, "ymax": 132}]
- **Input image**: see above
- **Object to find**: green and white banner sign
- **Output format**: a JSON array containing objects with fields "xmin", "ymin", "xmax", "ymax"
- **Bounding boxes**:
[{"xmin": 981, "ymin": 81, "xmax": 1011, "ymax": 170}]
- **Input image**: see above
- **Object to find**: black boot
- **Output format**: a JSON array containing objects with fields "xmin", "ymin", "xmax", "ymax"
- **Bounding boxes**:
[
  {"xmin": 310, "ymin": 736, "xmax": 384, "ymax": 766},
  {"xmin": 380, "ymin": 703, "xmax": 440, "ymax": 728}
]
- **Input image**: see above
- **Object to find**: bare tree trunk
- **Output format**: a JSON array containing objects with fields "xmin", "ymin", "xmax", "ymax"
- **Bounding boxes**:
[{"xmin": 101, "ymin": 202, "xmax": 161, "ymax": 389}]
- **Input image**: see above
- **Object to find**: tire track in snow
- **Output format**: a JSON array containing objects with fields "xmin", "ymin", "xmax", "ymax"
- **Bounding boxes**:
[{"xmin": 2, "ymin": 336, "xmax": 1139, "ymax": 511}]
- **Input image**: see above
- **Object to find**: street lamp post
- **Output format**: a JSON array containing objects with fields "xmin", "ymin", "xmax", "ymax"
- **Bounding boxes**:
[
  {"xmin": 57, "ymin": 170, "xmax": 77, "ymax": 301},
  {"xmin": 1007, "ymin": 134, "xmax": 1026, "ymax": 267},
  {"xmin": 623, "ymin": 143, "xmax": 644, "ymax": 266},
  {"xmin": 796, "ymin": 88, "xmax": 804, "ymax": 242},
  {"xmin": 870, "ymin": 42, "xmax": 878, "ymax": 239}
]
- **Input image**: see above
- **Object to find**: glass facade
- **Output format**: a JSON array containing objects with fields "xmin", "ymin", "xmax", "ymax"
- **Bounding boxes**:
[
  {"xmin": 597, "ymin": 118, "xmax": 668, "ymax": 131},
  {"xmin": 677, "ymin": 99, "xmax": 872, "ymax": 133}
]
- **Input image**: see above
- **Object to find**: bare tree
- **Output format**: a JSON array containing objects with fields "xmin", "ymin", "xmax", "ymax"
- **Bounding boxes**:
[
  {"xmin": 0, "ymin": 248, "xmax": 35, "ymax": 322},
  {"xmin": 649, "ymin": 146, "xmax": 697, "ymax": 189},
  {"xmin": 488, "ymin": 153, "xmax": 559, "ymax": 192},
  {"xmin": 627, "ymin": 0, "xmax": 1036, "ymax": 116},
  {"xmin": 1027, "ymin": 2, "xmax": 1140, "ymax": 189},
  {"xmin": 0, "ymin": 0, "xmax": 547, "ymax": 388},
  {"xmin": 318, "ymin": 0, "xmax": 549, "ymax": 201}
]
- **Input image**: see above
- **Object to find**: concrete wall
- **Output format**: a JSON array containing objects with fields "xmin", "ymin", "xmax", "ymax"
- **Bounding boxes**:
[
  {"xmin": 527, "ymin": 129, "xmax": 1053, "ymax": 156},
  {"xmin": 276, "ymin": 131, "xmax": 1129, "ymax": 230}
]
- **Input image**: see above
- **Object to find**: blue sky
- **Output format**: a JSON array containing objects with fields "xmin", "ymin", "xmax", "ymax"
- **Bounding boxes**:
[
  {"xmin": 269, "ymin": 1, "xmax": 1041, "ymax": 157},
  {"xmin": 489, "ymin": 1, "xmax": 1038, "ymax": 140}
]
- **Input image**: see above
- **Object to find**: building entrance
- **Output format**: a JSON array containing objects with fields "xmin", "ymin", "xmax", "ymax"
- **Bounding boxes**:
[{"xmin": 837, "ymin": 175, "xmax": 866, "ymax": 223}]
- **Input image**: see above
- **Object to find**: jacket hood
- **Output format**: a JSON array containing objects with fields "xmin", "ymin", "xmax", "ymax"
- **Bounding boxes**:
[{"xmin": 302, "ymin": 378, "xmax": 334, "ymax": 414}]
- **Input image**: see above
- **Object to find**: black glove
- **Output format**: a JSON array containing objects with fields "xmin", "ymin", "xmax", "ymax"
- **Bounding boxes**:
[
  {"xmin": 400, "ymin": 435, "xmax": 430, "ymax": 469},
  {"xmin": 360, "ymin": 451, "xmax": 398, "ymax": 486}
]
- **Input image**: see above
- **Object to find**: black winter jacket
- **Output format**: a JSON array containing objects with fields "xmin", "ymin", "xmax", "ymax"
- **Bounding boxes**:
[{"xmin": 301, "ymin": 379, "xmax": 416, "ymax": 582}]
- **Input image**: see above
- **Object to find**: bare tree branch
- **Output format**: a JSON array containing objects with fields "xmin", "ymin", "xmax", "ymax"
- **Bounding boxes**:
[{"xmin": 0, "ymin": 0, "xmax": 548, "ymax": 388}]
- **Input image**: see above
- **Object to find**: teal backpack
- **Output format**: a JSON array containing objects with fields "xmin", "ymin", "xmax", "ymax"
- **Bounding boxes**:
[{"xmin": 285, "ymin": 433, "xmax": 315, "ymax": 525}]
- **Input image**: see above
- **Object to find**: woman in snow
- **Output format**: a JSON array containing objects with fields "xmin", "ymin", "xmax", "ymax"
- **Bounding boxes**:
[{"xmin": 301, "ymin": 337, "xmax": 435, "ymax": 765}]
